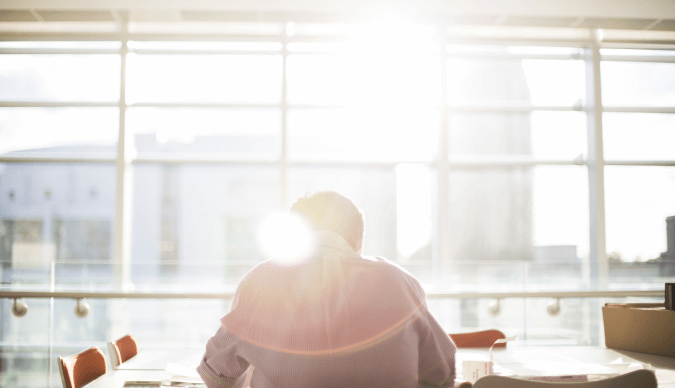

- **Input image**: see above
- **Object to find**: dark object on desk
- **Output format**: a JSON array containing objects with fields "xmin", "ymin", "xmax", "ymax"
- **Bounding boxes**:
[
  {"xmin": 123, "ymin": 381, "xmax": 162, "ymax": 387},
  {"xmin": 458, "ymin": 382, "xmax": 473, "ymax": 388},
  {"xmin": 57, "ymin": 347, "xmax": 107, "ymax": 388},
  {"xmin": 603, "ymin": 303, "xmax": 675, "ymax": 357},
  {"xmin": 666, "ymin": 283, "xmax": 675, "ymax": 311},
  {"xmin": 472, "ymin": 369, "xmax": 656, "ymax": 388},
  {"xmin": 449, "ymin": 330, "xmax": 506, "ymax": 348},
  {"xmin": 108, "ymin": 334, "xmax": 139, "ymax": 368}
]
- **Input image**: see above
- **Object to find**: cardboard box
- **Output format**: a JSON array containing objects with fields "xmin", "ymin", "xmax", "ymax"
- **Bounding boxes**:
[{"xmin": 603, "ymin": 303, "xmax": 675, "ymax": 357}]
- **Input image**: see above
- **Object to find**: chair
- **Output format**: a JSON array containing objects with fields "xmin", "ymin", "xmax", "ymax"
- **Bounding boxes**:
[
  {"xmin": 57, "ymin": 347, "xmax": 107, "ymax": 388},
  {"xmin": 107, "ymin": 334, "xmax": 138, "ymax": 368},
  {"xmin": 449, "ymin": 330, "xmax": 506, "ymax": 348},
  {"xmin": 472, "ymin": 369, "xmax": 657, "ymax": 388}
]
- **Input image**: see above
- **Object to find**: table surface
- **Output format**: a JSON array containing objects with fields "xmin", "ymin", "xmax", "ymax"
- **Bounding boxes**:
[
  {"xmin": 115, "ymin": 347, "xmax": 204, "ymax": 371},
  {"xmin": 91, "ymin": 346, "xmax": 675, "ymax": 388}
]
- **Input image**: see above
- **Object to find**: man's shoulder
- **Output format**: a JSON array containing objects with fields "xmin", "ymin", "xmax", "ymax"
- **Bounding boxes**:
[
  {"xmin": 365, "ymin": 256, "xmax": 418, "ymax": 280},
  {"xmin": 358, "ymin": 256, "xmax": 426, "ymax": 298}
]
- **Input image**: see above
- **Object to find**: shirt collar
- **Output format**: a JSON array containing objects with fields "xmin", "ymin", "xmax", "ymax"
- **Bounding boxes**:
[{"xmin": 315, "ymin": 230, "xmax": 358, "ymax": 257}]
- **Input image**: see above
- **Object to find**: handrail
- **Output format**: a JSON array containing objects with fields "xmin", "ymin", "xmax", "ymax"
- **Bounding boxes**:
[{"xmin": 0, "ymin": 289, "xmax": 663, "ymax": 300}]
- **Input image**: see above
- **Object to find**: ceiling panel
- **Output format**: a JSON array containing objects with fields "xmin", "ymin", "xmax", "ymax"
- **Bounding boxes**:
[
  {"xmin": 0, "ymin": 10, "xmax": 39, "ymax": 21},
  {"xmin": 36, "ymin": 10, "xmax": 116, "ymax": 22}
]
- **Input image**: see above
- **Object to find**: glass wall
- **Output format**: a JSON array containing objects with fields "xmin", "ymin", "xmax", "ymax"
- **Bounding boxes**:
[{"xmin": 0, "ymin": 27, "xmax": 674, "ymax": 387}]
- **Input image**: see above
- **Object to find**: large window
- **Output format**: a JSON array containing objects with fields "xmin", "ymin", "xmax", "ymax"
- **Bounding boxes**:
[{"xmin": 1, "ymin": 22, "xmax": 674, "ymax": 387}]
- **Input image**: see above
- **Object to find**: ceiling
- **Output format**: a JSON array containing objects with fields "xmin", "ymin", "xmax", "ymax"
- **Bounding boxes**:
[{"xmin": 1, "ymin": 0, "xmax": 675, "ymax": 31}]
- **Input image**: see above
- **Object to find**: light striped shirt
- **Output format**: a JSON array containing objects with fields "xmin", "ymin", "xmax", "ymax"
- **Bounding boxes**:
[{"xmin": 198, "ymin": 231, "xmax": 456, "ymax": 388}]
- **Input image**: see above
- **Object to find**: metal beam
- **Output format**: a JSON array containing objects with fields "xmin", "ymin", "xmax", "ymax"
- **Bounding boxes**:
[
  {"xmin": 280, "ymin": 30, "xmax": 289, "ymax": 208},
  {"xmin": 0, "ymin": 155, "xmax": 116, "ymax": 163},
  {"xmin": 605, "ymin": 160, "xmax": 675, "ymax": 166},
  {"xmin": 602, "ymin": 54, "xmax": 675, "ymax": 63},
  {"xmin": 0, "ymin": 101, "xmax": 117, "ymax": 107},
  {"xmin": 0, "ymin": 289, "xmax": 663, "ymax": 300},
  {"xmin": 113, "ymin": 28, "xmax": 132, "ymax": 288},
  {"xmin": 448, "ymin": 104, "xmax": 579, "ymax": 113},
  {"xmin": 0, "ymin": 48, "xmax": 120, "ymax": 54},
  {"xmin": 585, "ymin": 30, "xmax": 608, "ymax": 290},
  {"xmin": 604, "ymin": 106, "xmax": 675, "ymax": 114},
  {"xmin": 437, "ymin": 25, "xmax": 450, "ymax": 284}
]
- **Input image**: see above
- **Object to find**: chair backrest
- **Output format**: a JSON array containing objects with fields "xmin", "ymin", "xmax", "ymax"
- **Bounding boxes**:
[
  {"xmin": 449, "ymin": 330, "xmax": 506, "ymax": 348},
  {"xmin": 108, "ymin": 334, "xmax": 138, "ymax": 368},
  {"xmin": 57, "ymin": 347, "xmax": 107, "ymax": 388},
  {"xmin": 472, "ymin": 369, "xmax": 657, "ymax": 388}
]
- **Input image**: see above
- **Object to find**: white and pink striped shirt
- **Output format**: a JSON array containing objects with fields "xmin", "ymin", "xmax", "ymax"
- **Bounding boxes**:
[{"xmin": 198, "ymin": 231, "xmax": 456, "ymax": 388}]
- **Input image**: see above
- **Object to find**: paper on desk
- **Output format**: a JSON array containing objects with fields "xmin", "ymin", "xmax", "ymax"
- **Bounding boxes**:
[
  {"xmin": 166, "ymin": 363, "xmax": 200, "ymax": 378},
  {"xmin": 496, "ymin": 360, "xmax": 652, "ymax": 380},
  {"xmin": 165, "ymin": 363, "xmax": 205, "ymax": 386},
  {"xmin": 461, "ymin": 335, "xmax": 518, "ymax": 384},
  {"xmin": 489, "ymin": 335, "xmax": 517, "ymax": 363}
]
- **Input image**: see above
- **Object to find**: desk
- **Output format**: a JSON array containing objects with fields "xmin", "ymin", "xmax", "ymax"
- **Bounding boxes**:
[
  {"xmin": 115, "ymin": 348, "xmax": 204, "ymax": 370},
  {"xmin": 88, "ymin": 346, "xmax": 675, "ymax": 388},
  {"xmin": 85, "ymin": 370, "xmax": 170, "ymax": 387}
]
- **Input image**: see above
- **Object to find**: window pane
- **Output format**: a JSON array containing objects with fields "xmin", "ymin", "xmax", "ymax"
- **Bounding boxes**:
[
  {"xmin": 131, "ymin": 165, "xmax": 279, "ymax": 288},
  {"xmin": 604, "ymin": 113, "xmax": 675, "ymax": 160},
  {"xmin": 605, "ymin": 167, "xmax": 675, "ymax": 265},
  {"xmin": 448, "ymin": 59, "xmax": 584, "ymax": 105},
  {"xmin": 0, "ymin": 54, "xmax": 120, "ymax": 101},
  {"xmin": 602, "ymin": 62, "xmax": 675, "ymax": 106},
  {"xmin": 450, "ymin": 111, "xmax": 586, "ymax": 158},
  {"xmin": 126, "ymin": 54, "xmax": 282, "ymax": 103},
  {"xmin": 0, "ymin": 163, "xmax": 116, "ymax": 287},
  {"xmin": 0, "ymin": 108, "xmax": 118, "ymax": 155},
  {"xmin": 449, "ymin": 166, "xmax": 589, "ymax": 286},
  {"xmin": 430, "ymin": 298, "xmax": 525, "ymax": 340},
  {"xmin": 0, "ymin": 298, "xmax": 51, "ymax": 386},
  {"xmin": 287, "ymin": 50, "xmax": 441, "ymax": 106},
  {"xmin": 127, "ymin": 108, "xmax": 280, "ymax": 159},
  {"xmin": 288, "ymin": 108, "xmax": 439, "ymax": 161}
]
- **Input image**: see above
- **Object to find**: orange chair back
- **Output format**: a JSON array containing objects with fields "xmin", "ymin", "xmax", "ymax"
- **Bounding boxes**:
[
  {"xmin": 58, "ymin": 347, "xmax": 107, "ymax": 388},
  {"xmin": 112, "ymin": 334, "xmax": 138, "ymax": 365},
  {"xmin": 449, "ymin": 329, "xmax": 506, "ymax": 348}
]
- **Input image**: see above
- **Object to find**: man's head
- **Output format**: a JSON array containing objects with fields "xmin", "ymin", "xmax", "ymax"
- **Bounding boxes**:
[{"xmin": 290, "ymin": 191, "xmax": 364, "ymax": 252}]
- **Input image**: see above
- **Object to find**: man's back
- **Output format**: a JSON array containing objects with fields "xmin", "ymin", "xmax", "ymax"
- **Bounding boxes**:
[{"xmin": 198, "ymin": 231, "xmax": 456, "ymax": 388}]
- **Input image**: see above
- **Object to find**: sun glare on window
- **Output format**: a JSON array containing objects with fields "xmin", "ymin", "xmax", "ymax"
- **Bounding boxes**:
[{"xmin": 259, "ymin": 212, "xmax": 314, "ymax": 264}]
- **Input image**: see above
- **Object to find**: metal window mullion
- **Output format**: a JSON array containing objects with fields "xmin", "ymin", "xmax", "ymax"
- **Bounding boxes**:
[
  {"xmin": 604, "ymin": 106, "xmax": 675, "ymax": 114},
  {"xmin": 129, "ymin": 102, "xmax": 279, "ymax": 109},
  {"xmin": 0, "ymin": 48, "xmax": 120, "ymax": 55},
  {"xmin": 605, "ymin": 160, "xmax": 675, "ymax": 167},
  {"xmin": 448, "ymin": 104, "xmax": 578, "ymax": 113},
  {"xmin": 585, "ymin": 30, "xmax": 608, "ymax": 290},
  {"xmin": 438, "ymin": 27, "xmax": 451, "ymax": 284},
  {"xmin": 447, "ymin": 52, "xmax": 580, "ymax": 61},
  {"xmin": 280, "ymin": 33, "xmax": 289, "ymax": 209},
  {"xmin": 130, "ymin": 49, "xmax": 281, "ymax": 56},
  {"xmin": 0, "ymin": 289, "xmax": 663, "ymax": 299},
  {"xmin": 0, "ymin": 101, "xmax": 118, "ymax": 108},
  {"xmin": 601, "ymin": 55, "xmax": 675, "ymax": 63},
  {"xmin": 114, "ymin": 27, "xmax": 132, "ymax": 288}
]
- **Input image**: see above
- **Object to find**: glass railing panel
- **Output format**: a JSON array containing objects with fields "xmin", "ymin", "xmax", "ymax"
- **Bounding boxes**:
[
  {"xmin": 0, "ymin": 294, "xmax": 666, "ymax": 387},
  {"xmin": 0, "ymin": 297, "xmax": 51, "ymax": 388}
]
